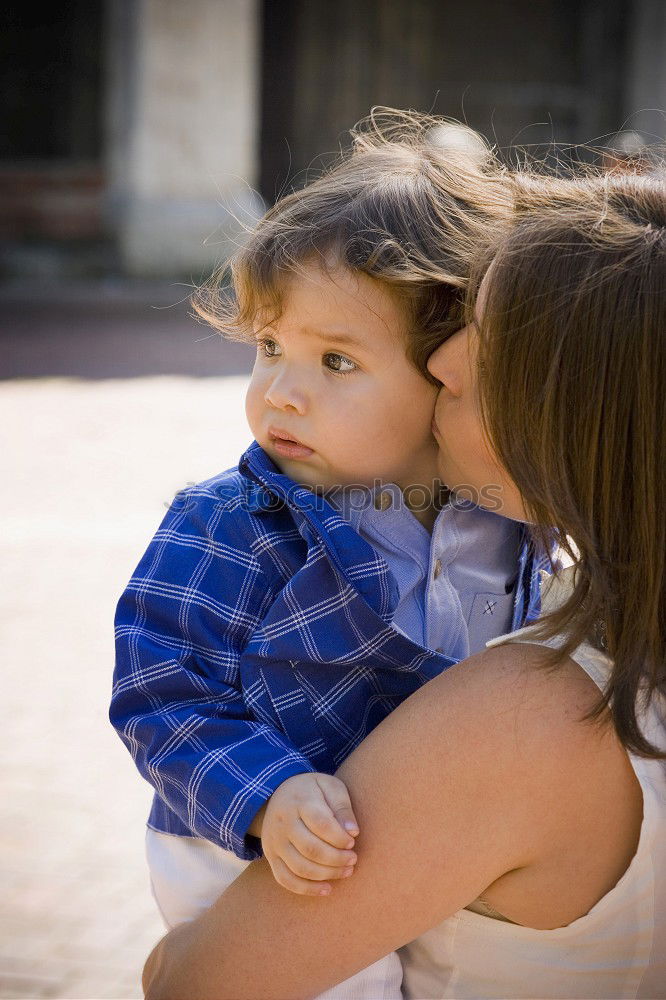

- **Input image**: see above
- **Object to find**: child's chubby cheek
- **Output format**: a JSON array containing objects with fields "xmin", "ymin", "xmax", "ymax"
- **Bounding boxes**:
[{"xmin": 244, "ymin": 381, "xmax": 268, "ymax": 439}]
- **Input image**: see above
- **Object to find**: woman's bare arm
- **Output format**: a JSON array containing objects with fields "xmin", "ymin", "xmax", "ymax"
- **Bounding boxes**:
[{"xmin": 143, "ymin": 643, "xmax": 624, "ymax": 1000}]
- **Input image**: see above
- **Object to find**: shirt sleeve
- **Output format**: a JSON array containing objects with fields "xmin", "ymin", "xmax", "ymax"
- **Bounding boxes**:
[{"xmin": 110, "ymin": 487, "xmax": 315, "ymax": 860}]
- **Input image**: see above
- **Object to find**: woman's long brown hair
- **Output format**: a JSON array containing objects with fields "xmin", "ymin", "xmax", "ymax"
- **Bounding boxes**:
[{"xmin": 476, "ymin": 171, "xmax": 666, "ymax": 757}]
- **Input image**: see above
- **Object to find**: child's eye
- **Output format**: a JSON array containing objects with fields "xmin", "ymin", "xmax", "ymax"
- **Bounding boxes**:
[
  {"xmin": 256, "ymin": 338, "xmax": 281, "ymax": 358},
  {"xmin": 324, "ymin": 352, "xmax": 357, "ymax": 374}
]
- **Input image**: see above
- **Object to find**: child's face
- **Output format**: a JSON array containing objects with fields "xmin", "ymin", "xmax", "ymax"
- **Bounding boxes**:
[{"xmin": 245, "ymin": 262, "xmax": 439, "ymax": 494}]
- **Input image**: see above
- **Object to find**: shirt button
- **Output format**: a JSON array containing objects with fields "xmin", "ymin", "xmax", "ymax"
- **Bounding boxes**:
[
  {"xmin": 433, "ymin": 558, "xmax": 442, "ymax": 579},
  {"xmin": 374, "ymin": 490, "xmax": 392, "ymax": 511}
]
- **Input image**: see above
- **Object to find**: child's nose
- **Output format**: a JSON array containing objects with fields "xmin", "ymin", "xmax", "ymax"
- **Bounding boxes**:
[{"xmin": 264, "ymin": 372, "xmax": 308, "ymax": 415}]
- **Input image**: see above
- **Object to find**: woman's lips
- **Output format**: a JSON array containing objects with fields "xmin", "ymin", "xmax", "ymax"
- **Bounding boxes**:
[{"xmin": 268, "ymin": 428, "xmax": 314, "ymax": 459}]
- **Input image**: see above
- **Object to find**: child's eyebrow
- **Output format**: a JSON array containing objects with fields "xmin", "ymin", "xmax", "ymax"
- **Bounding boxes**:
[{"xmin": 306, "ymin": 327, "xmax": 376, "ymax": 352}]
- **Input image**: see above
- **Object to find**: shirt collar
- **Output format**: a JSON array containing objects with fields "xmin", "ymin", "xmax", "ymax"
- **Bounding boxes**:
[
  {"xmin": 239, "ymin": 441, "xmax": 308, "ymax": 512},
  {"xmin": 324, "ymin": 483, "xmax": 402, "ymax": 532},
  {"xmin": 238, "ymin": 442, "xmax": 400, "ymax": 620}
]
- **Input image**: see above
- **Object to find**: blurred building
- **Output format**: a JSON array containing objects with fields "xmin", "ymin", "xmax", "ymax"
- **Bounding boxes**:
[{"xmin": 1, "ymin": 0, "xmax": 665, "ymax": 279}]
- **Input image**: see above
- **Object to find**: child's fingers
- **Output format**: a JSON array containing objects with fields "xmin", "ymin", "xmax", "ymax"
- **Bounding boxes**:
[
  {"xmin": 282, "ymin": 843, "xmax": 356, "ymax": 882},
  {"xmin": 317, "ymin": 775, "xmax": 360, "ymax": 838},
  {"xmin": 329, "ymin": 803, "xmax": 359, "ymax": 838},
  {"xmin": 298, "ymin": 800, "xmax": 356, "ymax": 849},
  {"xmin": 270, "ymin": 857, "xmax": 333, "ymax": 897},
  {"xmin": 291, "ymin": 820, "xmax": 357, "ymax": 868}
]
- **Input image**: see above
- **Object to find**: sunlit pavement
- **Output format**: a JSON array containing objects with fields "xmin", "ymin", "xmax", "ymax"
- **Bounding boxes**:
[{"xmin": 1, "ymin": 285, "xmax": 254, "ymax": 998}]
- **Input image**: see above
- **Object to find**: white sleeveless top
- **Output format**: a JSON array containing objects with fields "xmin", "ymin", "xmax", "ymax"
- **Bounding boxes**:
[{"xmin": 400, "ymin": 570, "xmax": 666, "ymax": 999}]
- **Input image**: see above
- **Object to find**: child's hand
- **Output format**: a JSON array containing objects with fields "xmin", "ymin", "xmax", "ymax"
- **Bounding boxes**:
[{"xmin": 259, "ymin": 772, "xmax": 359, "ymax": 896}]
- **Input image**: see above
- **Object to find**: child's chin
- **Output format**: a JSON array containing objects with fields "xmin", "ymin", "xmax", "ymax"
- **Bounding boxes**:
[{"xmin": 269, "ymin": 455, "xmax": 320, "ymax": 489}]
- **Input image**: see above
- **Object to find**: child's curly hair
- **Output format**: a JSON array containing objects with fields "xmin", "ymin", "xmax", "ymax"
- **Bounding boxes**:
[{"xmin": 193, "ymin": 107, "xmax": 513, "ymax": 380}]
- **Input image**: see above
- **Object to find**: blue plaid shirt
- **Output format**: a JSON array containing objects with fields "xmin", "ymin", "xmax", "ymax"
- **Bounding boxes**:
[{"xmin": 111, "ymin": 441, "xmax": 547, "ymax": 860}]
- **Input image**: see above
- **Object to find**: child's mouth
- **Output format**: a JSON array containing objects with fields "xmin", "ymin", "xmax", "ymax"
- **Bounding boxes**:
[{"xmin": 268, "ymin": 428, "xmax": 315, "ymax": 460}]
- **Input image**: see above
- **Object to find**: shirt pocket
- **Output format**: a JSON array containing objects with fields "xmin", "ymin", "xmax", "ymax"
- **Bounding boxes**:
[{"xmin": 467, "ymin": 589, "xmax": 517, "ymax": 654}]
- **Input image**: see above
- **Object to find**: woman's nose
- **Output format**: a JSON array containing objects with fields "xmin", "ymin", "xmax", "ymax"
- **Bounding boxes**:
[
  {"xmin": 427, "ymin": 327, "xmax": 467, "ymax": 392},
  {"xmin": 264, "ymin": 371, "xmax": 308, "ymax": 415},
  {"xmin": 427, "ymin": 339, "xmax": 451, "ymax": 383}
]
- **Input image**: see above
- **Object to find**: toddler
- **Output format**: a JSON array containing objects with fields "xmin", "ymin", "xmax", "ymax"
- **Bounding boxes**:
[{"xmin": 111, "ymin": 110, "xmax": 547, "ymax": 999}]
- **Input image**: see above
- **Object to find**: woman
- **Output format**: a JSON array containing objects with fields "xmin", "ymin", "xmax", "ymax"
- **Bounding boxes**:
[{"xmin": 143, "ymin": 171, "xmax": 666, "ymax": 999}]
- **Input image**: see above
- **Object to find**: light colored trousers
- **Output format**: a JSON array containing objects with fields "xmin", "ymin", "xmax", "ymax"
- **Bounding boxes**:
[{"xmin": 146, "ymin": 829, "xmax": 403, "ymax": 1000}]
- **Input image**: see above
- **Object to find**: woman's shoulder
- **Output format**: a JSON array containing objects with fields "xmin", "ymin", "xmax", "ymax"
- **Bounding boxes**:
[
  {"xmin": 367, "ymin": 633, "xmax": 622, "ymax": 849},
  {"xmin": 431, "ymin": 633, "xmax": 608, "ymax": 756},
  {"xmin": 420, "ymin": 632, "xmax": 635, "ymax": 835},
  {"xmin": 481, "ymin": 563, "xmax": 614, "ymax": 716}
]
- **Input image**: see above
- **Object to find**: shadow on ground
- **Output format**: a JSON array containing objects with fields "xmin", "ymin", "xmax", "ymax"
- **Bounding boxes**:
[{"xmin": 0, "ymin": 280, "xmax": 255, "ymax": 379}]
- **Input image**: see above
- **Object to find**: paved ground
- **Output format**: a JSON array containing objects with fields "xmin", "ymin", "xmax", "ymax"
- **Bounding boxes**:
[
  {"xmin": 1, "ymin": 283, "xmax": 254, "ymax": 998},
  {"xmin": 0, "ymin": 279, "xmax": 255, "ymax": 379}
]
